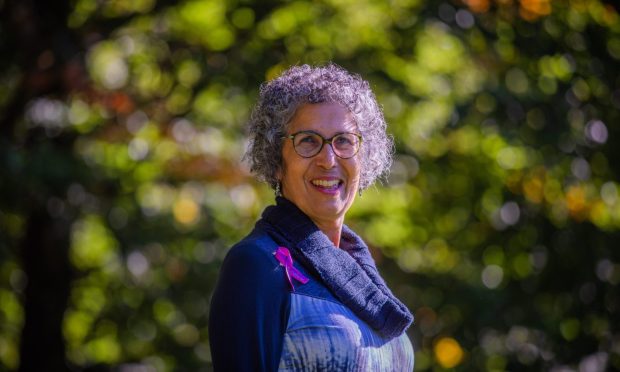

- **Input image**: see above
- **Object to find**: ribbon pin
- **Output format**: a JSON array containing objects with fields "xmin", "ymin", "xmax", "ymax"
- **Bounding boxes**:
[{"xmin": 274, "ymin": 246, "xmax": 309, "ymax": 291}]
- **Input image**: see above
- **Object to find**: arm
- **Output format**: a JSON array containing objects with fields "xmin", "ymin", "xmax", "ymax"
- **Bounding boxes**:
[{"xmin": 208, "ymin": 239, "xmax": 290, "ymax": 372}]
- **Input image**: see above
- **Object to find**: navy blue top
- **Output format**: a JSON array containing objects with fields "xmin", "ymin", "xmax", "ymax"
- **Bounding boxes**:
[
  {"xmin": 208, "ymin": 197, "xmax": 414, "ymax": 371},
  {"xmin": 209, "ymin": 227, "xmax": 291, "ymax": 370}
]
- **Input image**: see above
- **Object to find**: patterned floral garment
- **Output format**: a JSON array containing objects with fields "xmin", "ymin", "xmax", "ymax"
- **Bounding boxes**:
[{"xmin": 280, "ymin": 287, "xmax": 414, "ymax": 371}]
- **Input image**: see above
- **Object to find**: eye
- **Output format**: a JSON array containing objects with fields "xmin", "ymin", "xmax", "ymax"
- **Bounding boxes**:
[
  {"xmin": 334, "ymin": 135, "xmax": 355, "ymax": 146},
  {"xmin": 296, "ymin": 133, "xmax": 319, "ymax": 145}
]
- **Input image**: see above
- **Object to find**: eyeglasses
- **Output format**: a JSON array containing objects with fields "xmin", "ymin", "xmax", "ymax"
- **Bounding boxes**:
[{"xmin": 283, "ymin": 130, "xmax": 363, "ymax": 159}]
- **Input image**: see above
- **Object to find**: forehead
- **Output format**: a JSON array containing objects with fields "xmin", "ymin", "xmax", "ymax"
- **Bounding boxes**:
[{"xmin": 287, "ymin": 102, "xmax": 358, "ymax": 134}]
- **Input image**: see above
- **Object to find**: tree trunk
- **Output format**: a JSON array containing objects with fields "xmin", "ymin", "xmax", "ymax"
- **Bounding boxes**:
[{"xmin": 18, "ymin": 208, "xmax": 72, "ymax": 372}]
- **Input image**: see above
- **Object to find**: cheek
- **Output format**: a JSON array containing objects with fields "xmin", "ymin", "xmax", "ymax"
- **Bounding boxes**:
[
  {"xmin": 280, "ymin": 151, "xmax": 309, "ymax": 183},
  {"xmin": 349, "ymin": 160, "xmax": 362, "ymax": 183},
  {"xmin": 279, "ymin": 147, "xmax": 295, "ymax": 178}
]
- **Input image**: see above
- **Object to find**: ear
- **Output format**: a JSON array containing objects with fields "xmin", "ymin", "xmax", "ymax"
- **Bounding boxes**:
[{"xmin": 275, "ymin": 159, "xmax": 285, "ymax": 179}]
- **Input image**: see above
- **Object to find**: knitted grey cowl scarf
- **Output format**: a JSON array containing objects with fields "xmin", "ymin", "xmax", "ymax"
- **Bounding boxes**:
[{"xmin": 258, "ymin": 196, "xmax": 413, "ymax": 339}]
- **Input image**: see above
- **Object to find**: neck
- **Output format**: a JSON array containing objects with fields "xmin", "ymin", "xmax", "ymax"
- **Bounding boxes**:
[
  {"xmin": 312, "ymin": 217, "xmax": 344, "ymax": 247},
  {"xmin": 269, "ymin": 196, "xmax": 346, "ymax": 248}
]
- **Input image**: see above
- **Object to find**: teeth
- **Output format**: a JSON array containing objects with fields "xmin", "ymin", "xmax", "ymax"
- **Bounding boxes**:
[{"xmin": 312, "ymin": 179, "xmax": 340, "ymax": 187}]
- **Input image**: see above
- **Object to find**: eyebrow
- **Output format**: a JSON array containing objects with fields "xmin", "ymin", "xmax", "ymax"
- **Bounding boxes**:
[{"xmin": 289, "ymin": 130, "xmax": 361, "ymax": 137}]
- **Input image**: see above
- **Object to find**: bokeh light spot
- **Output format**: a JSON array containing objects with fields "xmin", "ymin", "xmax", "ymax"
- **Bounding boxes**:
[
  {"xmin": 173, "ymin": 323, "xmax": 199, "ymax": 346},
  {"xmin": 128, "ymin": 138, "xmax": 149, "ymax": 161},
  {"xmin": 171, "ymin": 118, "xmax": 196, "ymax": 143},
  {"xmin": 585, "ymin": 120, "xmax": 608, "ymax": 144},
  {"xmin": 560, "ymin": 318, "xmax": 580, "ymax": 341},
  {"xmin": 434, "ymin": 337, "xmax": 465, "ymax": 368},
  {"xmin": 571, "ymin": 158, "xmax": 591, "ymax": 180},
  {"xmin": 500, "ymin": 202, "xmax": 520, "ymax": 226},
  {"xmin": 566, "ymin": 185, "xmax": 588, "ymax": 218},
  {"xmin": 87, "ymin": 41, "xmax": 128, "ymax": 90},
  {"xmin": 506, "ymin": 68, "xmax": 529, "ymax": 94},
  {"xmin": 482, "ymin": 264, "xmax": 504, "ymax": 289},
  {"xmin": 600, "ymin": 182, "xmax": 618, "ymax": 205},
  {"xmin": 455, "ymin": 9, "xmax": 474, "ymax": 29},
  {"xmin": 232, "ymin": 8, "xmax": 255, "ymax": 29},
  {"xmin": 173, "ymin": 198, "xmax": 200, "ymax": 225},
  {"xmin": 127, "ymin": 251, "xmax": 150, "ymax": 278},
  {"xmin": 496, "ymin": 146, "xmax": 528, "ymax": 170}
]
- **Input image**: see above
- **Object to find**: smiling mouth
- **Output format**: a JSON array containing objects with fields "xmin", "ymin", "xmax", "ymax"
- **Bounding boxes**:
[{"xmin": 311, "ymin": 179, "xmax": 342, "ymax": 189}]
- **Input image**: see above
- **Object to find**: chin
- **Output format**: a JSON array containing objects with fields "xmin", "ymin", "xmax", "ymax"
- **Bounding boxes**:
[{"xmin": 315, "ymin": 201, "xmax": 349, "ymax": 218}]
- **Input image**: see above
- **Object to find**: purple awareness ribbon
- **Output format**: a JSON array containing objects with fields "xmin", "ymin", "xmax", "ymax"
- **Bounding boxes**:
[{"xmin": 274, "ymin": 246, "xmax": 309, "ymax": 291}]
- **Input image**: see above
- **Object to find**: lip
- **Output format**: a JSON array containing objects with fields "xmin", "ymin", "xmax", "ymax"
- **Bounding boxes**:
[{"xmin": 309, "ymin": 177, "xmax": 343, "ymax": 195}]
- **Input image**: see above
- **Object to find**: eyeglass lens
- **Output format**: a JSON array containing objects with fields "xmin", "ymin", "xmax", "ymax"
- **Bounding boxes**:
[{"xmin": 293, "ymin": 132, "xmax": 360, "ymax": 158}]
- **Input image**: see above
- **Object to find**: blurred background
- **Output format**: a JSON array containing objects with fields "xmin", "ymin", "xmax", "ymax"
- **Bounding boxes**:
[{"xmin": 1, "ymin": 0, "xmax": 619, "ymax": 370}]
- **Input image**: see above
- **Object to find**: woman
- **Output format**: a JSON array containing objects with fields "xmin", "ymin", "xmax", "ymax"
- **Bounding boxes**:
[{"xmin": 209, "ymin": 64, "xmax": 414, "ymax": 371}]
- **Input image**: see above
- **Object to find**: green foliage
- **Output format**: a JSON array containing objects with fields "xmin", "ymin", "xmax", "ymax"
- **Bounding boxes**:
[{"xmin": 1, "ymin": 0, "xmax": 620, "ymax": 370}]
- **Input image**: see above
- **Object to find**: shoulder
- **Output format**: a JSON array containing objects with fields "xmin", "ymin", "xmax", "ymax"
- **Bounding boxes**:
[
  {"xmin": 223, "ymin": 227, "xmax": 280, "ymax": 271},
  {"xmin": 209, "ymin": 225, "xmax": 291, "ymax": 371},
  {"xmin": 216, "ymin": 225, "xmax": 290, "ymax": 295}
]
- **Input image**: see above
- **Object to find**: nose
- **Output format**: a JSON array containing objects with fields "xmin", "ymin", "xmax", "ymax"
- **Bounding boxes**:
[{"xmin": 315, "ymin": 142, "xmax": 337, "ymax": 169}]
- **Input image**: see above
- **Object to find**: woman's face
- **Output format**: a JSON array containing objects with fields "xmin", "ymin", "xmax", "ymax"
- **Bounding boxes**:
[{"xmin": 279, "ymin": 102, "xmax": 361, "ymax": 227}]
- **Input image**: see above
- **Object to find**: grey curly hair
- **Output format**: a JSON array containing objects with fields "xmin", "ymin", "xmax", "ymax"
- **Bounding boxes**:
[{"xmin": 244, "ymin": 63, "xmax": 394, "ymax": 191}]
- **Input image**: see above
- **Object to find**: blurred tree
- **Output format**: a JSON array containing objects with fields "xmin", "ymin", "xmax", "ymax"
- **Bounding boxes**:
[
  {"xmin": 1, "ymin": 0, "xmax": 619, "ymax": 371},
  {"xmin": 1, "ymin": 0, "xmax": 85, "ymax": 370}
]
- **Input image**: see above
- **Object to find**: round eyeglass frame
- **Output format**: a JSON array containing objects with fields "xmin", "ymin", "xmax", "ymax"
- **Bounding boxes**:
[{"xmin": 283, "ymin": 130, "xmax": 363, "ymax": 159}]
